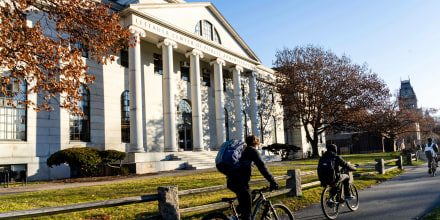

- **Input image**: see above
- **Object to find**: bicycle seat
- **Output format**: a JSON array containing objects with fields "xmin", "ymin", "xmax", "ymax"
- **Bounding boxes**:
[{"xmin": 222, "ymin": 197, "xmax": 236, "ymax": 203}]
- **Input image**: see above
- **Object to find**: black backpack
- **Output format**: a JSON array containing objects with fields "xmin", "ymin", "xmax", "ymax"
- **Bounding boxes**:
[{"xmin": 317, "ymin": 157, "xmax": 336, "ymax": 186}]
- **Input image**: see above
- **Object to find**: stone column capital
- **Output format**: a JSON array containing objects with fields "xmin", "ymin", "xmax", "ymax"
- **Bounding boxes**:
[
  {"xmin": 157, "ymin": 38, "xmax": 178, "ymax": 49},
  {"xmin": 185, "ymin": 49, "xmax": 204, "ymax": 59},
  {"xmin": 250, "ymin": 71, "xmax": 258, "ymax": 78},
  {"xmin": 210, "ymin": 58, "xmax": 226, "ymax": 67},
  {"xmin": 229, "ymin": 65, "xmax": 243, "ymax": 73},
  {"xmin": 129, "ymin": 25, "xmax": 146, "ymax": 38}
]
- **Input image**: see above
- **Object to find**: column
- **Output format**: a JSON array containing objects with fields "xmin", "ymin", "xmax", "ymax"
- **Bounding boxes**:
[
  {"xmin": 185, "ymin": 49, "xmax": 204, "ymax": 151},
  {"xmin": 158, "ymin": 39, "xmax": 178, "ymax": 152},
  {"xmin": 231, "ymin": 65, "xmax": 244, "ymax": 140},
  {"xmin": 249, "ymin": 71, "xmax": 260, "ymax": 138},
  {"xmin": 128, "ymin": 26, "xmax": 146, "ymax": 153},
  {"xmin": 210, "ymin": 58, "xmax": 226, "ymax": 149}
]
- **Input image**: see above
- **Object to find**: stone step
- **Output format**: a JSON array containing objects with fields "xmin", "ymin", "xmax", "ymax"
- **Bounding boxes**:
[{"xmin": 175, "ymin": 151, "xmax": 218, "ymax": 170}]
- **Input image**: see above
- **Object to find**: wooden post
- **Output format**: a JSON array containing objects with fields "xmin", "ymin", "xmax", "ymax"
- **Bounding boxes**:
[
  {"xmin": 406, "ymin": 153, "xmax": 413, "ymax": 165},
  {"xmin": 396, "ymin": 155, "xmax": 403, "ymax": 169},
  {"xmin": 286, "ymin": 169, "xmax": 301, "ymax": 197},
  {"xmin": 157, "ymin": 185, "xmax": 180, "ymax": 220},
  {"xmin": 375, "ymin": 158, "xmax": 385, "ymax": 174}
]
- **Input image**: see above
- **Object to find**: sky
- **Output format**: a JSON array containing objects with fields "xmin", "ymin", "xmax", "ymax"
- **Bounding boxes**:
[{"xmin": 186, "ymin": 0, "xmax": 440, "ymax": 113}]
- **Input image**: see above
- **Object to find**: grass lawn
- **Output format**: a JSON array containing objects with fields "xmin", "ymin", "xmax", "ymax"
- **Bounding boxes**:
[{"xmin": 0, "ymin": 152, "xmax": 410, "ymax": 219}]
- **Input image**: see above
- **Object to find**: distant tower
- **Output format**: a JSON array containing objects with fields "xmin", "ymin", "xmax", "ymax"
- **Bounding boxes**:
[{"xmin": 399, "ymin": 79, "xmax": 417, "ymax": 110}]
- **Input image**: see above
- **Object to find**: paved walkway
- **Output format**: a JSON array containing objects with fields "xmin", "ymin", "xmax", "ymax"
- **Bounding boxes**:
[
  {"xmin": 0, "ymin": 167, "xmax": 218, "ymax": 196},
  {"xmin": 0, "ymin": 161, "xmax": 295, "ymax": 196},
  {"xmin": 293, "ymin": 154, "xmax": 437, "ymax": 220}
]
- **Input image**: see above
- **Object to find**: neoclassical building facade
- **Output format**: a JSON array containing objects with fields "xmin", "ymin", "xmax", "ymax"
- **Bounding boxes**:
[{"xmin": 0, "ymin": 0, "xmax": 290, "ymax": 181}]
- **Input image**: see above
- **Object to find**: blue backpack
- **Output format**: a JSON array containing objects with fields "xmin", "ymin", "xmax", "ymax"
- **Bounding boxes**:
[{"xmin": 216, "ymin": 140, "xmax": 245, "ymax": 176}]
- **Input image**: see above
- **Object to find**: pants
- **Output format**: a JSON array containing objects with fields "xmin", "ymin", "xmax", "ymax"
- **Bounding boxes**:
[
  {"xmin": 227, "ymin": 178, "xmax": 252, "ymax": 220},
  {"xmin": 338, "ymin": 173, "xmax": 351, "ymax": 196}
]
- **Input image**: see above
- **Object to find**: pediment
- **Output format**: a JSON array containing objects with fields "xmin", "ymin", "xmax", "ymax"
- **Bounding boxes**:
[{"xmin": 124, "ymin": 2, "xmax": 261, "ymax": 64}]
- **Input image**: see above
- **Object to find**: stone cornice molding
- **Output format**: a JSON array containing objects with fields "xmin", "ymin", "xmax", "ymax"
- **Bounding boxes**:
[
  {"xmin": 229, "ymin": 65, "xmax": 243, "ymax": 73},
  {"xmin": 185, "ymin": 49, "xmax": 204, "ymax": 59},
  {"xmin": 129, "ymin": 25, "xmax": 146, "ymax": 38},
  {"xmin": 210, "ymin": 58, "xmax": 225, "ymax": 67},
  {"xmin": 157, "ymin": 39, "xmax": 177, "ymax": 49}
]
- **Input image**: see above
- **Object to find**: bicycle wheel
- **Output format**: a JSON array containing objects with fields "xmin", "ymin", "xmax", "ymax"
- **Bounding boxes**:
[
  {"xmin": 321, "ymin": 187, "xmax": 339, "ymax": 220},
  {"xmin": 346, "ymin": 184, "xmax": 359, "ymax": 211},
  {"xmin": 432, "ymin": 161, "xmax": 436, "ymax": 177},
  {"xmin": 265, "ymin": 203, "xmax": 295, "ymax": 220},
  {"xmin": 201, "ymin": 212, "xmax": 229, "ymax": 220}
]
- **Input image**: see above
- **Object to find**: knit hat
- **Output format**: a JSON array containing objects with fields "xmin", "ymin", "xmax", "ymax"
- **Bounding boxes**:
[{"xmin": 327, "ymin": 144, "xmax": 337, "ymax": 153}]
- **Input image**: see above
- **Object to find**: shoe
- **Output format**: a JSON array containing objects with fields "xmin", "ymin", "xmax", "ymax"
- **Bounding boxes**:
[{"xmin": 344, "ymin": 195, "xmax": 355, "ymax": 200}]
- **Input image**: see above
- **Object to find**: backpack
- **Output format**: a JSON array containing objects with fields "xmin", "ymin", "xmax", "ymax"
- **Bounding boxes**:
[
  {"xmin": 317, "ymin": 157, "xmax": 337, "ymax": 186},
  {"xmin": 215, "ymin": 140, "xmax": 245, "ymax": 176}
]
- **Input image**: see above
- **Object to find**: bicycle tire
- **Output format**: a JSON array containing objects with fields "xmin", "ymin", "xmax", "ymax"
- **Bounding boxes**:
[
  {"xmin": 432, "ymin": 160, "xmax": 436, "ymax": 177},
  {"xmin": 321, "ymin": 187, "xmax": 339, "ymax": 220},
  {"xmin": 265, "ymin": 203, "xmax": 295, "ymax": 220},
  {"xmin": 201, "ymin": 212, "xmax": 229, "ymax": 220},
  {"xmin": 346, "ymin": 184, "xmax": 359, "ymax": 211}
]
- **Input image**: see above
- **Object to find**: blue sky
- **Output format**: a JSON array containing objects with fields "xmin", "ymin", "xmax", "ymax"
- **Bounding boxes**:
[{"xmin": 186, "ymin": 0, "xmax": 440, "ymax": 113}]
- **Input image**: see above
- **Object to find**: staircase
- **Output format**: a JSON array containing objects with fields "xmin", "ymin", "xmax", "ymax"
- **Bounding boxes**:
[{"xmin": 175, "ymin": 151, "xmax": 218, "ymax": 170}]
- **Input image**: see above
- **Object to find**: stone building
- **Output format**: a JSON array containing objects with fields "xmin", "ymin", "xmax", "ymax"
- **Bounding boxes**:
[{"xmin": 0, "ymin": 0, "xmax": 291, "ymax": 181}]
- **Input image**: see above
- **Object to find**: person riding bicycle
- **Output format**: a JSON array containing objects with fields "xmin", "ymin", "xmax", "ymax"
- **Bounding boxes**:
[
  {"xmin": 425, "ymin": 138, "xmax": 438, "ymax": 171},
  {"xmin": 226, "ymin": 135, "xmax": 279, "ymax": 220},
  {"xmin": 321, "ymin": 144, "xmax": 357, "ymax": 200}
]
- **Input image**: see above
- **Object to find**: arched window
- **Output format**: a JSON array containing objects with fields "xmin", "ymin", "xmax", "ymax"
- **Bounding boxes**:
[
  {"xmin": 271, "ymin": 116, "xmax": 277, "ymax": 144},
  {"xmin": 70, "ymin": 85, "xmax": 90, "ymax": 142},
  {"xmin": 225, "ymin": 108, "xmax": 229, "ymax": 141},
  {"xmin": 178, "ymin": 100, "xmax": 192, "ymax": 151},
  {"xmin": 0, "ymin": 74, "xmax": 27, "ymax": 140},
  {"xmin": 121, "ymin": 90, "xmax": 130, "ymax": 143},
  {"xmin": 194, "ymin": 20, "xmax": 221, "ymax": 44}
]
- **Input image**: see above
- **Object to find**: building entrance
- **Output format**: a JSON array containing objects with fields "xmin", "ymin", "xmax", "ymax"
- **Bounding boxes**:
[{"xmin": 178, "ymin": 100, "xmax": 193, "ymax": 151}]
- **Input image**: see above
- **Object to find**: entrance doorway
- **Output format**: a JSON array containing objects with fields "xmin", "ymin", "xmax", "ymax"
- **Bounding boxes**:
[{"xmin": 178, "ymin": 100, "xmax": 193, "ymax": 151}]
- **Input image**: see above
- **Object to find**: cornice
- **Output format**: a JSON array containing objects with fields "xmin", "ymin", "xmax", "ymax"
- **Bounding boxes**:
[{"xmin": 119, "ymin": 3, "xmax": 262, "ymax": 65}]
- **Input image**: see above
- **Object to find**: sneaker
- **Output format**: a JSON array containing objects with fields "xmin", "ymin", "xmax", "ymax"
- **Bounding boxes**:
[{"xmin": 344, "ymin": 195, "xmax": 355, "ymax": 200}]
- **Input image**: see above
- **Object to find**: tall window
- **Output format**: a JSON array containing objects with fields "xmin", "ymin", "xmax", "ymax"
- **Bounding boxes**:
[
  {"xmin": 225, "ymin": 108, "xmax": 229, "ymax": 141},
  {"xmin": 243, "ymin": 111, "xmax": 248, "ymax": 137},
  {"xmin": 202, "ymin": 69, "xmax": 211, "ymax": 87},
  {"xmin": 181, "ymin": 61, "xmax": 190, "ymax": 81},
  {"xmin": 259, "ymin": 113, "xmax": 264, "ymax": 144},
  {"xmin": 271, "ymin": 116, "xmax": 277, "ymax": 144},
  {"xmin": 195, "ymin": 20, "xmax": 221, "ymax": 44},
  {"xmin": 154, "ymin": 53, "xmax": 163, "ymax": 75},
  {"xmin": 121, "ymin": 91, "xmax": 130, "ymax": 143},
  {"xmin": 241, "ymin": 84, "xmax": 245, "ymax": 97},
  {"xmin": 0, "ymin": 76, "xmax": 27, "ymax": 140},
  {"xmin": 70, "ymin": 85, "xmax": 90, "ymax": 142},
  {"xmin": 120, "ymin": 48, "xmax": 128, "ymax": 68}
]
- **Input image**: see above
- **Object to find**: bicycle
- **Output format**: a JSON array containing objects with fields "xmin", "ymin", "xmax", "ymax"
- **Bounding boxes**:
[
  {"xmin": 426, "ymin": 151, "xmax": 437, "ymax": 177},
  {"xmin": 202, "ymin": 186, "xmax": 294, "ymax": 220},
  {"xmin": 320, "ymin": 171, "xmax": 359, "ymax": 220}
]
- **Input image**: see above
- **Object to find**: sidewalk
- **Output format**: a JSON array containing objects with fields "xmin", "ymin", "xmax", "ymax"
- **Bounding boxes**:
[{"xmin": 0, "ymin": 167, "xmax": 218, "ymax": 196}]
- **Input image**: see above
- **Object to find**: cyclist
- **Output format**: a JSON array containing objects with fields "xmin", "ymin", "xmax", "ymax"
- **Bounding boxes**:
[
  {"xmin": 321, "ymin": 144, "xmax": 357, "ymax": 200},
  {"xmin": 226, "ymin": 135, "xmax": 279, "ymax": 220},
  {"xmin": 425, "ymin": 138, "xmax": 438, "ymax": 172}
]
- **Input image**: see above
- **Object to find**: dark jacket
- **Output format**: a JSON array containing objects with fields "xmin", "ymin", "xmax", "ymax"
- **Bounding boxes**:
[
  {"xmin": 321, "ymin": 151, "xmax": 357, "ymax": 180},
  {"xmin": 228, "ymin": 146, "xmax": 275, "ymax": 185}
]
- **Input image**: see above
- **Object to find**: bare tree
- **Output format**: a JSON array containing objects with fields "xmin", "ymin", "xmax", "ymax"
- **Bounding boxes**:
[
  {"xmin": 0, "ymin": 0, "xmax": 133, "ymax": 115},
  {"xmin": 273, "ymin": 45, "xmax": 390, "ymax": 156}
]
